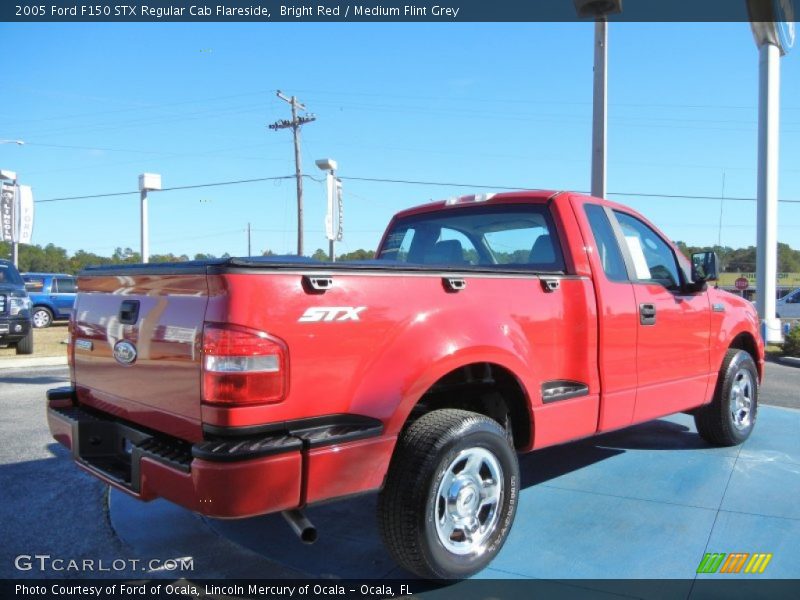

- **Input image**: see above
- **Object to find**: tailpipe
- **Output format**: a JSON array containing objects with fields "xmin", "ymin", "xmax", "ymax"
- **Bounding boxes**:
[{"xmin": 282, "ymin": 509, "xmax": 318, "ymax": 544}]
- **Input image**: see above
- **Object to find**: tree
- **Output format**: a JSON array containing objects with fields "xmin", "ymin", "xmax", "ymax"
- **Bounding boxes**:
[
  {"xmin": 112, "ymin": 247, "xmax": 141, "ymax": 264},
  {"xmin": 337, "ymin": 249, "xmax": 374, "ymax": 261},
  {"xmin": 311, "ymin": 248, "xmax": 329, "ymax": 261}
]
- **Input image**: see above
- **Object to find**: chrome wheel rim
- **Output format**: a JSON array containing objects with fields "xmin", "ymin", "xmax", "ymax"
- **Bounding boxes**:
[
  {"xmin": 730, "ymin": 368, "xmax": 754, "ymax": 431},
  {"xmin": 434, "ymin": 447, "xmax": 503, "ymax": 556},
  {"xmin": 32, "ymin": 310, "xmax": 50, "ymax": 328}
]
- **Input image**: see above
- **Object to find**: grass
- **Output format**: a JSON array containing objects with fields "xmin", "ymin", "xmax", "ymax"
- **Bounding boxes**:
[
  {"xmin": 765, "ymin": 344, "xmax": 784, "ymax": 357},
  {"xmin": 0, "ymin": 322, "xmax": 69, "ymax": 359}
]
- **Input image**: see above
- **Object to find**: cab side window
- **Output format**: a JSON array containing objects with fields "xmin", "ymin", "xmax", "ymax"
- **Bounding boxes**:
[
  {"xmin": 584, "ymin": 205, "xmax": 628, "ymax": 282},
  {"xmin": 614, "ymin": 211, "xmax": 682, "ymax": 291}
]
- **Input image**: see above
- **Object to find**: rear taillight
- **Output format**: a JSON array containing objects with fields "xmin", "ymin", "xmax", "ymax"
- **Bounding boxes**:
[{"xmin": 201, "ymin": 323, "xmax": 288, "ymax": 405}]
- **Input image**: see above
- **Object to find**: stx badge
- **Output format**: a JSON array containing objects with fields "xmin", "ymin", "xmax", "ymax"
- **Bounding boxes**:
[{"xmin": 299, "ymin": 307, "xmax": 366, "ymax": 323}]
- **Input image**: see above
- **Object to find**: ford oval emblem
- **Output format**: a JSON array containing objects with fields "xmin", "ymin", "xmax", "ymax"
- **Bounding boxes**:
[{"xmin": 113, "ymin": 340, "xmax": 138, "ymax": 366}]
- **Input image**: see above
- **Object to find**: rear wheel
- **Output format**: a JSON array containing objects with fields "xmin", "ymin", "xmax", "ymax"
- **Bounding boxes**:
[
  {"xmin": 16, "ymin": 329, "xmax": 34, "ymax": 355},
  {"xmin": 31, "ymin": 307, "xmax": 53, "ymax": 328},
  {"xmin": 378, "ymin": 409, "xmax": 519, "ymax": 579},
  {"xmin": 694, "ymin": 349, "xmax": 758, "ymax": 446}
]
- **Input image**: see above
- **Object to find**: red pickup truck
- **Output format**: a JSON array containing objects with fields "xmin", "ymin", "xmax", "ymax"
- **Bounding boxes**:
[{"xmin": 47, "ymin": 190, "xmax": 763, "ymax": 579}]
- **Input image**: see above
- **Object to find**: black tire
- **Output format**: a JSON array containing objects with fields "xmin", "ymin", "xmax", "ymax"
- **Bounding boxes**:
[
  {"xmin": 378, "ymin": 409, "xmax": 519, "ymax": 579},
  {"xmin": 694, "ymin": 349, "xmax": 758, "ymax": 446},
  {"xmin": 31, "ymin": 307, "xmax": 53, "ymax": 328},
  {"xmin": 16, "ymin": 329, "xmax": 34, "ymax": 355}
]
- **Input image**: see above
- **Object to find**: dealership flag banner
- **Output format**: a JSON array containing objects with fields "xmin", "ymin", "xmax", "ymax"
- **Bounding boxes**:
[
  {"xmin": 0, "ymin": 182, "xmax": 14, "ymax": 243},
  {"xmin": 16, "ymin": 184, "xmax": 34, "ymax": 244}
]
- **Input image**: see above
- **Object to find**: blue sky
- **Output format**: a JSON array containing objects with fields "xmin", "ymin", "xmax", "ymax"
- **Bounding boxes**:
[{"xmin": 1, "ymin": 22, "xmax": 799, "ymax": 258}]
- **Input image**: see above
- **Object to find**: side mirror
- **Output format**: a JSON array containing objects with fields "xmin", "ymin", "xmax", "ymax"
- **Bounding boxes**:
[{"xmin": 691, "ymin": 251, "xmax": 719, "ymax": 283}]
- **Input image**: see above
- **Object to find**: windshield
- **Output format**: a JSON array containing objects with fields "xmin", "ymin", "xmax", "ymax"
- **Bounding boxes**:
[
  {"xmin": 378, "ymin": 204, "xmax": 565, "ymax": 272},
  {"xmin": 0, "ymin": 263, "xmax": 25, "ymax": 286}
]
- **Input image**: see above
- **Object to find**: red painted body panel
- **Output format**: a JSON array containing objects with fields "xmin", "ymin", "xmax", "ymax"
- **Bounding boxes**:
[
  {"xmin": 72, "ymin": 274, "xmax": 207, "ymax": 442},
  {"xmin": 49, "ymin": 190, "xmax": 764, "ymax": 520}
]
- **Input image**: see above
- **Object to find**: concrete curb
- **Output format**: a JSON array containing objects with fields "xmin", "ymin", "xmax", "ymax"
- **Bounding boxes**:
[
  {"xmin": 778, "ymin": 356, "xmax": 800, "ymax": 368},
  {"xmin": 0, "ymin": 356, "xmax": 67, "ymax": 369}
]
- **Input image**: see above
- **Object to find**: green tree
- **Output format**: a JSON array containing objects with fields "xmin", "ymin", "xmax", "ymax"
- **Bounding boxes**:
[
  {"xmin": 311, "ymin": 248, "xmax": 329, "ymax": 261},
  {"xmin": 337, "ymin": 249, "xmax": 374, "ymax": 261}
]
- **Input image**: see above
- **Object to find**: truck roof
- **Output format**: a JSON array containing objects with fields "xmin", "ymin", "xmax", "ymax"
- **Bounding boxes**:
[{"xmin": 394, "ymin": 190, "xmax": 561, "ymax": 219}]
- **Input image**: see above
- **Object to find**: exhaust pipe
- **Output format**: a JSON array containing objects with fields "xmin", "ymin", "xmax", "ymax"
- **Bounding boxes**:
[{"xmin": 282, "ymin": 509, "xmax": 318, "ymax": 544}]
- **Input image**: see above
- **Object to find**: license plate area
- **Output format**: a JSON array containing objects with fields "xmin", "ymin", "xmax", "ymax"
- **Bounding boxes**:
[{"xmin": 76, "ymin": 421, "xmax": 151, "ymax": 492}]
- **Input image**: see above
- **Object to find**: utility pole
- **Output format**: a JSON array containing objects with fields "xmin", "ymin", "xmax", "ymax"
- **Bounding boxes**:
[
  {"xmin": 269, "ymin": 91, "xmax": 316, "ymax": 256},
  {"xmin": 574, "ymin": 1, "xmax": 621, "ymax": 199},
  {"xmin": 247, "ymin": 222, "xmax": 252, "ymax": 256}
]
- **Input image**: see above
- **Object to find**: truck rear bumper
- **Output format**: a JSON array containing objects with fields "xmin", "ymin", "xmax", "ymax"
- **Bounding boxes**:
[{"xmin": 47, "ymin": 387, "xmax": 394, "ymax": 519}]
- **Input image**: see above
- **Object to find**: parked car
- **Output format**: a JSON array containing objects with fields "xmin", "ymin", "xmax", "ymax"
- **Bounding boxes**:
[
  {"xmin": 22, "ymin": 273, "xmax": 77, "ymax": 328},
  {"xmin": 0, "ymin": 259, "xmax": 33, "ymax": 354},
  {"xmin": 47, "ymin": 190, "xmax": 763, "ymax": 579},
  {"xmin": 776, "ymin": 287, "xmax": 800, "ymax": 319}
]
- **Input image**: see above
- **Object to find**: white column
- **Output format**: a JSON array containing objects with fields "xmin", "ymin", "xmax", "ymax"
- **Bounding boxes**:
[
  {"xmin": 140, "ymin": 190, "xmax": 149, "ymax": 264},
  {"xmin": 755, "ymin": 43, "xmax": 782, "ymax": 343}
]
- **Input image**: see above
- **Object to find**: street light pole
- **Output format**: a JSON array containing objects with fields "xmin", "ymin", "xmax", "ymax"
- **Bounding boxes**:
[
  {"xmin": 755, "ymin": 42, "xmax": 781, "ymax": 343},
  {"xmin": 138, "ymin": 173, "xmax": 162, "ymax": 264},
  {"xmin": 316, "ymin": 158, "xmax": 340, "ymax": 262},
  {"xmin": 747, "ymin": 1, "xmax": 794, "ymax": 343}
]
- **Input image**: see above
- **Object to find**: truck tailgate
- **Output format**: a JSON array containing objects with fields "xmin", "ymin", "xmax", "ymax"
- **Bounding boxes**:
[{"xmin": 73, "ymin": 273, "xmax": 209, "ymax": 442}]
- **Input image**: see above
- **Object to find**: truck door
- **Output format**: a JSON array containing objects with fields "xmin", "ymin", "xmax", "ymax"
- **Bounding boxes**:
[
  {"xmin": 611, "ymin": 210, "xmax": 711, "ymax": 422},
  {"xmin": 579, "ymin": 203, "xmax": 639, "ymax": 431}
]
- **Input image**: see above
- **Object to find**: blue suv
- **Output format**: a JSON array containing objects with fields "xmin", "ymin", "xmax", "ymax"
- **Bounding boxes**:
[{"xmin": 22, "ymin": 273, "xmax": 77, "ymax": 328}]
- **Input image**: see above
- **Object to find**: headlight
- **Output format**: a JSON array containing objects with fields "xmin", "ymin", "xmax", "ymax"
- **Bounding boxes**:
[{"xmin": 9, "ymin": 296, "xmax": 31, "ymax": 316}]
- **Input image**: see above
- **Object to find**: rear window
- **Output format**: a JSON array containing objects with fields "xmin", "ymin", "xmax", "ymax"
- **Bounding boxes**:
[
  {"xmin": 378, "ymin": 204, "xmax": 565, "ymax": 272},
  {"xmin": 24, "ymin": 277, "xmax": 45, "ymax": 292}
]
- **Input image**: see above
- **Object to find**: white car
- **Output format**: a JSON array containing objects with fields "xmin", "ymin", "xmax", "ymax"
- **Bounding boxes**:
[{"xmin": 776, "ymin": 288, "xmax": 800, "ymax": 319}]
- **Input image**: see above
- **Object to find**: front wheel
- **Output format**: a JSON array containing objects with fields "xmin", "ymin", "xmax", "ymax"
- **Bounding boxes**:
[
  {"xmin": 378, "ymin": 409, "xmax": 519, "ymax": 579},
  {"xmin": 15, "ymin": 329, "xmax": 34, "ymax": 355},
  {"xmin": 694, "ymin": 349, "xmax": 758, "ymax": 446}
]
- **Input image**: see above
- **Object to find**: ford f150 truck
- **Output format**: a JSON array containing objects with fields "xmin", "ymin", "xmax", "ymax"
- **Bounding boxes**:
[
  {"xmin": 0, "ymin": 259, "xmax": 34, "ymax": 354},
  {"xmin": 47, "ymin": 191, "xmax": 763, "ymax": 579}
]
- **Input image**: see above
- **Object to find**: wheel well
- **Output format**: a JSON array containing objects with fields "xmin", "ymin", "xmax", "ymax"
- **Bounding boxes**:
[
  {"xmin": 408, "ymin": 363, "xmax": 531, "ymax": 449},
  {"xmin": 730, "ymin": 332, "xmax": 760, "ymax": 377}
]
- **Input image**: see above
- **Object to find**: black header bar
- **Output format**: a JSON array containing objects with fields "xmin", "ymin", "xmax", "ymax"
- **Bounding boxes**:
[{"xmin": 4, "ymin": 0, "xmax": 771, "ymax": 23}]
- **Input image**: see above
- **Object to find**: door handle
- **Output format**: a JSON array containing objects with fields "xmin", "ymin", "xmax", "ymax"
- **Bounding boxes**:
[
  {"xmin": 639, "ymin": 303, "xmax": 656, "ymax": 326},
  {"xmin": 443, "ymin": 277, "xmax": 466, "ymax": 292}
]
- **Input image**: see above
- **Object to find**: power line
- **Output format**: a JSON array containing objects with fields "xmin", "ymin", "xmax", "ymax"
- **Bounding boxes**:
[
  {"xmin": 33, "ymin": 172, "xmax": 800, "ymax": 205},
  {"xmin": 36, "ymin": 175, "xmax": 294, "ymax": 203},
  {"xmin": 339, "ymin": 176, "xmax": 800, "ymax": 204}
]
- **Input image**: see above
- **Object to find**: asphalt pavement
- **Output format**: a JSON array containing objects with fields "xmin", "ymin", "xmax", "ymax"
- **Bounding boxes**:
[{"xmin": 1, "ymin": 363, "xmax": 798, "ymax": 583}]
